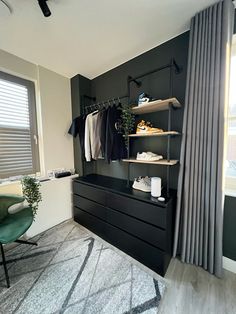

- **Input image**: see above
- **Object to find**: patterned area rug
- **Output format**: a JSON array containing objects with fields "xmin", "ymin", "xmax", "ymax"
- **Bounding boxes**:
[{"xmin": 0, "ymin": 221, "xmax": 165, "ymax": 313}]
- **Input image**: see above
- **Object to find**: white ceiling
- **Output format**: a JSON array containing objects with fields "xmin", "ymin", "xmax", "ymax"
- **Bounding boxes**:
[{"xmin": 0, "ymin": 0, "xmax": 218, "ymax": 79}]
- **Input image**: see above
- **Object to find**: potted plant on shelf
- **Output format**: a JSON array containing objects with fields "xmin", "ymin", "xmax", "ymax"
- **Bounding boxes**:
[
  {"xmin": 21, "ymin": 176, "xmax": 42, "ymax": 220},
  {"xmin": 121, "ymin": 104, "xmax": 135, "ymax": 148}
]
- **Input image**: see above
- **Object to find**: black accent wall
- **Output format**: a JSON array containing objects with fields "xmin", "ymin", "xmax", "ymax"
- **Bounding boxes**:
[
  {"xmin": 234, "ymin": 9, "xmax": 236, "ymax": 34},
  {"xmin": 71, "ymin": 24, "xmax": 236, "ymax": 262},
  {"xmin": 71, "ymin": 74, "xmax": 95, "ymax": 176},
  {"xmin": 90, "ymin": 32, "xmax": 189, "ymax": 189},
  {"xmin": 223, "ymin": 196, "xmax": 236, "ymax": 261}
]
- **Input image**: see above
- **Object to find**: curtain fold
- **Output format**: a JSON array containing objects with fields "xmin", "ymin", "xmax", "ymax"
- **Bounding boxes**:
[{"xmin": 173, "ymin": 0, "xmax": 234, "ymax": 277}]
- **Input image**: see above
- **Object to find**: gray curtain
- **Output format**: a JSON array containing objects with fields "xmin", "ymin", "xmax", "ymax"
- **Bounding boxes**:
[{"xmin": 173, "ymin": 0, "xmax": 234, "ymax": 277}]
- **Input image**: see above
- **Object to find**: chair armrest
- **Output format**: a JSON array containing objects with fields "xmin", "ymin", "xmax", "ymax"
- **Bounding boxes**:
[
  {"xmin": 0, "ymin": 194, "xmax": 26, "ymax": 221},
  {"xmin": 0, "ymin": 194, "xmax": 25, "ymax": 205},
  {"xmin": 0, "ymin": 194, "xmax": 25, "ymax": 208}
]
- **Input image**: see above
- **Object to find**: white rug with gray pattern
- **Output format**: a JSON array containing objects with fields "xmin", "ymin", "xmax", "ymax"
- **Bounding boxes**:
[{"xmin": 0, "ymin": 221, "xmax": 165, "ymax": 314}]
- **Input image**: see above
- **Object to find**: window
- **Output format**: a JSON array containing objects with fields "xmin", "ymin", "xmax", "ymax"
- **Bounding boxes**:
[
  {"xmin": 226, "ymin": 37, "xmax": 236, "ymax": 192},
  {"xmin": 0, "ymin": 71, "xmax": 40, "ymax": 179}
]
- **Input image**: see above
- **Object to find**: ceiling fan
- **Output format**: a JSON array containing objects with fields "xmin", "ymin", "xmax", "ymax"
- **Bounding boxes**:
[{"xmin": 0, "ymin": 0, "xmax": 52, "ymax": 17}]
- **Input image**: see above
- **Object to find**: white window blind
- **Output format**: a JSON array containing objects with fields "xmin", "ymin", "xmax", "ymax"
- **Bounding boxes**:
[{"xmin": 0, "ymin": 71, "xmax": 39, "ymax": 179}]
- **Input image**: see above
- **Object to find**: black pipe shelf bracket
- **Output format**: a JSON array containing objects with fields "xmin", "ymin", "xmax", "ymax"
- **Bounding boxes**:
[
  {"xmin": 173, "ymin": 59, "xmax": 183, "ymax": 74},
  {"xmin": 127, "ymin": 58, "xmax": 182, "ymax": 84},
  {"xmin": 126, "ymin": 57, "xmax": 183, "ymax": 194}
]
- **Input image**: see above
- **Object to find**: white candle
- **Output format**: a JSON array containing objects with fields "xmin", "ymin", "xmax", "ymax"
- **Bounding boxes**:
[{"xmin": 151, "ymin": 177, "xmax": 161, "ymax": 197}]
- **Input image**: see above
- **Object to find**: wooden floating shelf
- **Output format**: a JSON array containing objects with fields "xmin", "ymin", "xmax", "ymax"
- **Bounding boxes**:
[
  {"xmin": 128, "ymin": 131, "xmax": 180, "ymax": 137},
  {"xmin": 131, "ymin": 97, "xmax": 181, "ymax": 114},
  {"xmin": 122, "ymin": 158, "xmax": 179, "ymax": 166}
]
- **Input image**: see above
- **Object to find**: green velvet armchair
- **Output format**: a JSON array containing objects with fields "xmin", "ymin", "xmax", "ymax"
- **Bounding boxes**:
[{"xmin": 0, "ymin": 194, "xmax": 37, "ymax": 288}]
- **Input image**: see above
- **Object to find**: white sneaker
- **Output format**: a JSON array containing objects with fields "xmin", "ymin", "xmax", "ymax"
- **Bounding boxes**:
[
  {"xmin": 136, "ymin": 152, "xmax": 163, "ymax": 161},
  {"xmin": 132, "ymin": 177, "xmax": 151, "ymax": 192},
  {"xmin": 142, "ymin": 176, "xmax": 151, "ymax": 185}
]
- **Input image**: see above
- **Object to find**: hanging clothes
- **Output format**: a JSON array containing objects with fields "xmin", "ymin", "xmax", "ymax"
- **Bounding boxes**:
[
  {"xmin": 93, "ymin": 111, "xmax": 103, "ymax": 159},
  {"xmin": 68, "ymin": 102, "xmax": 126, "ymax": 163},
  {"xmin": 99, "ymin": 109, "xmax": 108, "ymax": 158},
  {"xmin": 94, "ymin": 110, "xmax": 104, "ymax": 158},
  {"xmin": 84, "ymin": 111, "xmax": 102, "ymax": 161},
  {"xmin": 68, "ymin": 115, "xmax": 86, "ymax": 157},
  {"xmin": 105, "ymin": 106, "xmax": 127, "ymax": 163}
]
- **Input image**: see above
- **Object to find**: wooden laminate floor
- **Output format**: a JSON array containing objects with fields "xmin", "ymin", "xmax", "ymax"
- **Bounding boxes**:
[{"xmin": 159, "ymin": 258, "xmax": 236, "ymax": 314}]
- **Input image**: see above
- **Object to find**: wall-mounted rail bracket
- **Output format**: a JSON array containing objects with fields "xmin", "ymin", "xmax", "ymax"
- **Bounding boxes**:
[
  {"xmin": 173, "ymin": 59, "xmax": 183, "ymax": 74},
  {"xmin": 83, "ymin": 95, "xmax": 96, "ymax": 102},
  {"xmin": 127, "ymin": 75, "xmax": 142, "ymax": 87}
]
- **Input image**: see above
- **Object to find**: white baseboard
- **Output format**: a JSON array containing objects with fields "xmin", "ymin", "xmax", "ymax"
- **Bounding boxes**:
[{"xmin": 223, "ymin": 256, "xmax": 236, "ymax": 274}]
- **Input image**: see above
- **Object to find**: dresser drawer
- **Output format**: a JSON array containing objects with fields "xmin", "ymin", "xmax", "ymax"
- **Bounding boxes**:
[
  {"xmin": 73, "ymin": 182, "xmax": 107, "ymax": 206},
  {"xmin": 74, "ymin": 195, "xmax": 107, "ymax": 221},
  {"xmin": 106, "ymin": 222, "xmax": 168, "ymax": 276},
  {"xmin": 107, "ymin": 192, "xmax": 167, "ymax": 229},
  {"xmin": 74, "ymin": 207, "xmax": 168, "ymax": 276},
  {"xmin": 107, "ymin": 207, "xmax": 166, "ymax": 250},
  {"xmin": 74, "ymin": 207, "xmax": 107, "ymax": 239}
]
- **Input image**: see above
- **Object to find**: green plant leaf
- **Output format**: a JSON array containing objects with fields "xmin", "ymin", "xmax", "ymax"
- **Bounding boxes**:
[
  {"xmin": 121, "ymin": 104, "xmax": 135, "ymax": 148},
  {"xmin": 21, "ymin": 176, "xmax": 42, "ymax": 220}
]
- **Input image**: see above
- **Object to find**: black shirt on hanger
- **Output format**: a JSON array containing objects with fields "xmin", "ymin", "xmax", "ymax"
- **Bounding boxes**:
[
  {"xmin": 68, "ymin": 115, "xmax": 86, "ymax": 157},
  {"xmin": 99, "ymin": 109, "xmax": 108, "ymax": 157},
  {"xmin": 105, "ymin": 106, "xmax": 127, "ymax": 163}
]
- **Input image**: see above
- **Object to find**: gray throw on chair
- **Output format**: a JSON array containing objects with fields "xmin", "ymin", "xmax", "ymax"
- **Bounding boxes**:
[{"xmin": 173, "ymin": 0, "xmax": 234, "ymax": 277}]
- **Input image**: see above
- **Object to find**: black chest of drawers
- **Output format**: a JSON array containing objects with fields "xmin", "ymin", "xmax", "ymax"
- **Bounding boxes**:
[{"xmin": 73, "ymin": 174, "xmax": 176, "ymax": 276}]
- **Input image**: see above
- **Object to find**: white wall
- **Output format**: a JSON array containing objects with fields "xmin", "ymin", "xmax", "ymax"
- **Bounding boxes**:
[
  {"xmin": 0, "ymin": 49, "xmax": 75, "ymax": 236},
  {"xmin": 0, "ymin": 49, "xmax": 37, "ymax": 80},
  {"xmin": 38, "ymin": 66, "xmax": 74, "ymax": 172},
  {"xmin": 0, "ymin": 48, "xmax": 74, "ymax": 176},
  {"xmin": 0, "ymin": 176, "xmax": 76, "ymax": 238},
  {"xmin": 26, "ymin": 176, "xmax": 76, "ymax": 238}
]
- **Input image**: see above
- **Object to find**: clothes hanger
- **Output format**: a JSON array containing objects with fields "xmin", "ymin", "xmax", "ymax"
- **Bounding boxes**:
[
  {"xmin": 117, "ymin": 97, "xmax": 122, "ymax": 109},
  {"xmin": 98, "ymin": 101, "xmax": 106, "ymax": 112},
  {"xmin": 92, "ymin": 103, "xmax": 99, "ymax": 115}
]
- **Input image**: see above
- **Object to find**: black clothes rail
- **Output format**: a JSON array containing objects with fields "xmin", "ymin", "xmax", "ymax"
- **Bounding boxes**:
[{"xmin": 82, "ymin": 94, "xmax": 128, "ymax": 114}]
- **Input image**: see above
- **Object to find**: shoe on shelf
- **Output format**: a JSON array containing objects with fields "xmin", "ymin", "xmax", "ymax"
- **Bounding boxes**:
[
  {"xmin": 132, "ymin": 176, "xmax": 151, "ymax": 192},
  {"xmin": 136, "ymin": 120, "xmax": 163, "ymax": 134},
  {"xmin": 138, "ymin": 93, "xmax": 151, "ymax": 106},
  {"xmin": 137, "ymin": 152, "xmax": 163, "ymax": 161}
]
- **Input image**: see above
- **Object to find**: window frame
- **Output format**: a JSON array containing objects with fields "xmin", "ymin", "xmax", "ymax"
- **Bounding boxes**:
[
  {"xmin": 0, "ymin": 70, "xmax": 40, "ymax": 179},
  {"xmin": 225, "ymin": 36, "xmax": 236, "ymax": 195}
]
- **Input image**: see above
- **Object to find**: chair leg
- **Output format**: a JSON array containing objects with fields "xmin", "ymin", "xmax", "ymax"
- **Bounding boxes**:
[
  {"xmin": 15, "ymin": 239, "xmax": 37, "ymax": 246},
  {"xmin": 0, "ymin": 243, "xmax": 10, "ymax": 288}
]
